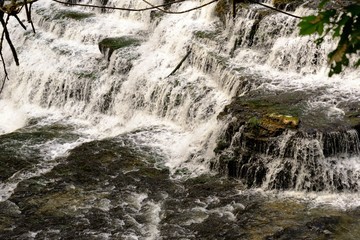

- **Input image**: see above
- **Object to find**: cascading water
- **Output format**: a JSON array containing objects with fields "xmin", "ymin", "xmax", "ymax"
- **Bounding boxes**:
[{"xmin": 1, "ymin": 0, "xmax": 360, "ymax": 239}]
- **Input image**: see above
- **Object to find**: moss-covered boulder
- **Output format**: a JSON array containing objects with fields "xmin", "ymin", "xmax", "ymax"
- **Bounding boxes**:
[
  {"xmin": 98, "ymin": 36, "xmax": 141, "ymax": 60},
  {"xmin": 53, "ymin": 10, "xmax": 95, "ymax": 21},
  {"xmin": 214, "ymin": 89, "xmax": 360, "ymax": 190},
  {"xmin": 246, "ymin": 113, "xmax": 299, "ymax": 138}
]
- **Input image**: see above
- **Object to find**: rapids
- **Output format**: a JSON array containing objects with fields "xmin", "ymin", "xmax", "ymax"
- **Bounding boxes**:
[{"xmin": 0, "ymin": 0, "xmax": 360, "ymax": 239}]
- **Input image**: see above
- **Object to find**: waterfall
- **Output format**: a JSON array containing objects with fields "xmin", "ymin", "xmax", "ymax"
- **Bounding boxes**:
[
  {"xmin": 1, "ymin": 0, "xmax": 231, "ymax": 176},
  {"xmin": 1, "ymin": 0, "xmax": 360, "ymax": 193},
  {"xmin": 217, "ymin": 127, "xmax": 360, "ymax": 191}
]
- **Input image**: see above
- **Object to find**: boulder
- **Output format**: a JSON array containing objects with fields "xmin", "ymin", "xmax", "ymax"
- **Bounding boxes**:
[{"xmin": 98, "ymin": 37, "xmax": 140, "ymax": 60}]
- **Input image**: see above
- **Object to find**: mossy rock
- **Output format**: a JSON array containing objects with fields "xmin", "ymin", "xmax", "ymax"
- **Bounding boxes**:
[
  {"xmin": 338, "ymin": 101, "xmax": 360, "ymax": 131},
  {"xmin": 214, "ymin": 0, "xmax": 231, "ymax": 25},
  {"xmin": 53, "ymin": 10, "xmax": 95, "ymax": 21},
  {"xmin": 150, "ymin": 10, "xmax": 165, "ymax": 22},
  {"xmin": 218, "ymin": 90, "xmax": 307, "ymax": 123},
  {"xmin": 245, "ymin": 113, "xmax": 300, "ymax": 138},
  {"xmin": 219, "ymin": 88, "xmax": 360, "ymax": 133},
  {"xmin": 98, "ymin": 37, "xmax": 141, "ymax": 60},
  {"xmin": 194, "ymin": 30, "xmax": 213, "ymax": 39},
  {"xmin": 265, "ymin": 113, "xmax": 299, "ymax": 128},
  {"xmin": 99, "ymin": 37, "xmax": 140, "ymax": 51}
]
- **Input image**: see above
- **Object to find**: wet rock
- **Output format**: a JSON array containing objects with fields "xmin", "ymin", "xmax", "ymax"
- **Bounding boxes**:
[
  {"xmin": 98, "ymin": 37, "xmax": 141, "ymax": 60},
  {"xmin": 184, "ymin": 174, "xmax": 244, "ymax": 199},
  {"xmin": 3, "ymin": 135, "xmax": 182, "ymax": 239},
  {"xmin": 266, "ymin": 216, "xmax": 340, "ymax": 239},
  {"xmin": 215, "ymin": 89, "xmax": 360, "ymax": 191},
  {"xmin": 246, "ymin": 113, "xmax": 299, "ymax": 138},
  {"xmin": 0, "ymin": 123, "xmax": 78, "ymax": 181},
  {"xmin": 53, "ymin": 10, "xmax": 95, "ymax": 21}
]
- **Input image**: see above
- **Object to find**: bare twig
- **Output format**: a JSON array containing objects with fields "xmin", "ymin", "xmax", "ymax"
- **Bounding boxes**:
[
  {"xmin": 142, "ymin": 0, "xmax": 219, "ymax": 14},
  {"xmin": 51, "ymin": 0, "xmax": 187, "ymax": 12},
  {"xmin": 12, "ymin": 14, "xmax": 27, "ymax": 30},
  {"xmin": 0, "ymin": 51, "xmax": 9, "ymax": 94},
  {"xmin": 28, "ymin": 2, "xmax": 36, "ymax": 33},
  {"xmin": 0, "ymin": 13, "xmax": 9, "ymax": 94},
  {"xmin": 166, "ymin": 49, "xmax": 192, "ymax": 78},
  {"xmin": 23, "ymin": 0, "xmax": 35, "ymax": 33},
  {"xmin": 0, "ymin": 15, "xmax": 19, "ymax": 66},
  {"xmin": 254, "ymin": 1, "xmax": 301, "ymax": 19}
]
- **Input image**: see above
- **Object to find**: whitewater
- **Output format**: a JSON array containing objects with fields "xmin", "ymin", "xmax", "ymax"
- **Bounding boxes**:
[{"xmin": 0, "ymin": 0, "xmax": 360, "ymax": 239}]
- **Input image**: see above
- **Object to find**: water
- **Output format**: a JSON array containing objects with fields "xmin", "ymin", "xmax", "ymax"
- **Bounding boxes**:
[{"xmin": 1, "ymin": 0, "xmax": 360, "ymax": 239}]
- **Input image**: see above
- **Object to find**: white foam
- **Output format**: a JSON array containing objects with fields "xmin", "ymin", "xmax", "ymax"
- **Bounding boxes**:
[
  {"xmin": 0, "ymin": 137, "xmax": 89, "ymax": 202},
  {"xmin": 0, "ymin": 100, "xmax": 27, "ymax": 134},
  {"xmin": 279, "ymin": 191, "xmax": 360, "ymax": 210}
]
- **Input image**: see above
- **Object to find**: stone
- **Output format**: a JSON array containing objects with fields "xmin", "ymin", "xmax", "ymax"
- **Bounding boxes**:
[
  {"xmin": 98, "ymin": 37, "xmax": 141, "ymax": 60},
  {"xmin": 214, "ymin": 88, "xmax": 360, "ymax": 190}
]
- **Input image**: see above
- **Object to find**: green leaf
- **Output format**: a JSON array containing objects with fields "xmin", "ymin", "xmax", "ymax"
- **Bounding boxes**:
[
  {"xmin": 298, "ymin": 15, "xmax": 323, "ymax": 35},
  {"xmin": 321, "ymin": 9, "xmax": 337, "ymax": 23},
  {"xmin": 329, "ymin": 43, "xmax": 348, "ymax": 63},
  {"xmin": 317, "ymin": 22, "xmax": 324, "ymax": 35},
  {"xmin": 299, "ymin": 21, "xmax": 318, "ymax": 35},
  {"xmin": 329, "ymin": 61, "xmax": 342, "ymax": 77},
  {"xmin": 319, "ymin": 0, "xmax": 330, "ymax": 9},
  {"xmin": 298, "ymin": 2, "xmax": 360, "ymax": 76},
  {"xmin": 333, "ymin": 14, "xmax": 350, "ymax": 37}
]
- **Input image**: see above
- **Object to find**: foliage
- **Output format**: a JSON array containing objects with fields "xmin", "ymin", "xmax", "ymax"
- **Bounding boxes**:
[{"xmin": 298, "ymin": 0, "xmax": 360, "ymax": 76}]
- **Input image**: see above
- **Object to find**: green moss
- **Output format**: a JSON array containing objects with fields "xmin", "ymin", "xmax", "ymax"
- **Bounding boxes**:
[
  {"xmin": 53, "ymin": 10, "xmax": 95, "ymax": 21},
  {"xmin": 248, "ymin": 116, "xmax": 261, "ymax": 128},
  {"xmin": 243, "ymin": 97, "xmax": 304, "ymax": 117},
  {"xmin": 267, "ymin": 113, "xmax": 299, "ymax": 127},
  {"xmin": 99, "ymin": 37, "xmax": 140, "ymax": 50},
  {"xmin": 242, "ymin": 101, "xmax": 300, "ymax": 138},
  {"xmin": 98, "ymin": 37, "xmax": 141, "ymax": 60},
  {"xmin": 345, "ymin": 112, "xmax": 360, "ymax": 128},
  {"xmin": 249, "ymin": 114, "xmax": 299, "ymax": 137},
  {"xmin": 74, "ymin": 71, "xmax": 97, "ymax": 80},
  {"xmin": 194, "ymin": 30, "xmax": 219, "ymax": 39}
]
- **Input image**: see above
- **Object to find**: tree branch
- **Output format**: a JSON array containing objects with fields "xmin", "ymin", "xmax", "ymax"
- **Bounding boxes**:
[
  {"xmin": 0, "ymin": 15, "xmax": 19, "ymax": 66},
  {"xmin": 142, "ymin": 0, "xmax": 219, "ymax": 14},
  {"xmin": 254, "ymin": 1, "xmax": 301, "ymax": 19},
  {"xmin": 51, "ymin": 0, "xmax": 187, "ymax": 12},
  {"xmin": 166, "ymin": 49, "xmax": 192, "ymax": 78}
]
